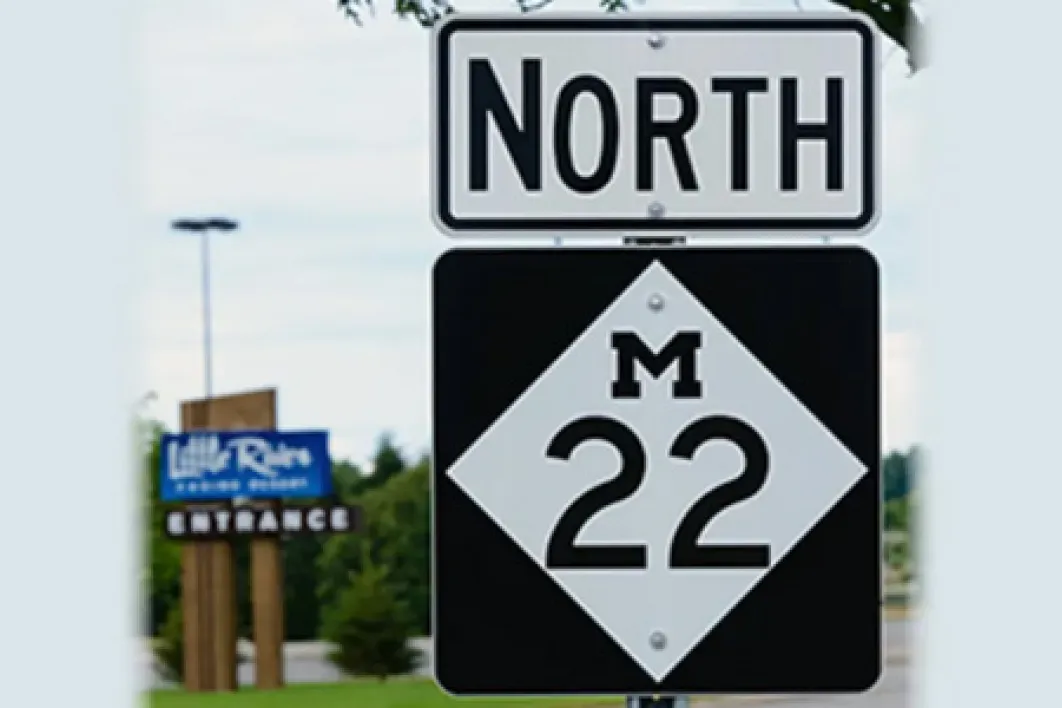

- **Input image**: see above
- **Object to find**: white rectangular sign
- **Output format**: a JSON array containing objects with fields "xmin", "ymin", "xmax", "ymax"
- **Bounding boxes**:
[{"xmin": 430, "ymin": 14, "xmax": 879, "ymax": 237}]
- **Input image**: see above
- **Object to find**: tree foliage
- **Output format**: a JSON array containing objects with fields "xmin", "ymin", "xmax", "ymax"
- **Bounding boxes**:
[
  {"xmin": 336, "ymin": 0, "xmax": 926, "ymax": 73},
  {"xmin": 283, "ymin": 534, "xmax": 327, "ymax": 640},
  {"xmin": 882, "ymin": 446, "xmax": 918, "ymax": 582},
  {"xmin": 154, "ymin": 603, "xmax": 185, "ymax": 683},
  {"xmin": 317, "ymin": 451, "xmax": 431, "ymax": 636},
  {"xmin": 331, "ymin": 433, "xmax": 408, "ymax": 499},
  {"xmin": 332, "ymin": 459, "xmax": 367, "ymax": 500},
  {"xmin": 142, "ymin": 419, "xmax": 182, "ymax": 637},
  {"xmin": 321, "ymin": 560, "xmax": 422, "ymax": 680},
  {"xmin": 883, "ymin": 445, "xmax": 918, "ymax": 536}
]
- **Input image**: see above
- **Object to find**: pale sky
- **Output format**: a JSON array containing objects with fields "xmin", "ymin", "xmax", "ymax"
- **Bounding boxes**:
[{"xmin": 138, "ymin": 0, "xmax": 923, "ymax": 467}]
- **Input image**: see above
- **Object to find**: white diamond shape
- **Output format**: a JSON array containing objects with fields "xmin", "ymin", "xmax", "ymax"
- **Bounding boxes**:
[{"xmin": 445, "ymin": 260, "xmax": 867, "ymax": 682}]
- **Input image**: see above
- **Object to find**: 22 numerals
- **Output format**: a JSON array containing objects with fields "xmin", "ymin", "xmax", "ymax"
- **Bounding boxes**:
[{"xmin": 545, "ymin": 414, "xmax": 770, "ymax": 571}]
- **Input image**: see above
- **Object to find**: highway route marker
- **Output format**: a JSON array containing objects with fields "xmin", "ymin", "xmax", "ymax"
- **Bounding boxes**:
[{"xmin": 431, "ymin": 247, "xmax": 882, "ymax": 695}]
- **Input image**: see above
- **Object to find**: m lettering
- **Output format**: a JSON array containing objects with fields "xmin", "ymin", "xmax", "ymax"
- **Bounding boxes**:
[{"xmin": 611, "ymin": 331, "xmax": 703, "ymax": 399}]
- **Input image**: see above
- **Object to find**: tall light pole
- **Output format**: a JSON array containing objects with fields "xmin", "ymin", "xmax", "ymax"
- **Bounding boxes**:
[{"xmin": 170, "ymin": 217, "xmax": 239, "ymax": 398}]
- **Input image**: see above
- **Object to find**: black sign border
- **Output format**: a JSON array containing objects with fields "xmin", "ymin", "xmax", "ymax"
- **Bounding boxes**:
[{"xmin": 433, "ymin": 15, "xmax": 878, "ymax": 235}]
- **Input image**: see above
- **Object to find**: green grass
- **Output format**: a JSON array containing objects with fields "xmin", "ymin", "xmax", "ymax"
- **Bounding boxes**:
[{"xmin": 147, "ymin": 680, "xmax": 623, "ymax": 708}]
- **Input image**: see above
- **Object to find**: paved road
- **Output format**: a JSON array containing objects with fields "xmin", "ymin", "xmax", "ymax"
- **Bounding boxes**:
[
  {"xmin": 144, "ymin": 620, "xmax": 912, "ymax": 698},
  {"xmin": 882, "ymin": 618, "xmax": 909, "ymax": 660}
]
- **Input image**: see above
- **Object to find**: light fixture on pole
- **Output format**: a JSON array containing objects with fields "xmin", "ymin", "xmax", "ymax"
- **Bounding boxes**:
[{"xmin": 170, "ymin": 217, "xmax": 239, "ymax": 399}]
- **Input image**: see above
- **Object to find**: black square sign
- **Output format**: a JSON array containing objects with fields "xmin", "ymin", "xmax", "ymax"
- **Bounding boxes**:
[{"xmin": 432, "ymin": 247, "xmax": 881, "ymax": 696}]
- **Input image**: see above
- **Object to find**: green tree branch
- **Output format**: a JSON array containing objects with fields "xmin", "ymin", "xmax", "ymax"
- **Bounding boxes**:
[{"xmin": 336, "ymin": 0, "xmax": 926, "ymax": 73}]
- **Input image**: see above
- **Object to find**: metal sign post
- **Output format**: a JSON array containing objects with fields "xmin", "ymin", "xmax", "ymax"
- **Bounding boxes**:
[{"xmin": 627, "ymin": 697, "xmax": 690, "ymax": 708}]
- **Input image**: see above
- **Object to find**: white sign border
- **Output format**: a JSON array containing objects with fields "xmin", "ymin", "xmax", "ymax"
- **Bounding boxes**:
[{"xmin": 429, "ymin": 12, "xmax": 882, "ymax": 239}]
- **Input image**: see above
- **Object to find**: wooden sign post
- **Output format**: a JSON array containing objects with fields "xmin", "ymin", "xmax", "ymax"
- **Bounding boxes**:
[{"xmin": 178, "ymin": 388, "xmax": 285, "ymax": 691}]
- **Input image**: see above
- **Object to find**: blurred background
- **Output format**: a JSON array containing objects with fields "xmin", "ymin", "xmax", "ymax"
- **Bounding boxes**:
[{"xmin": 140, "ymin": 0, "xmax": 923, "ymax": 706}]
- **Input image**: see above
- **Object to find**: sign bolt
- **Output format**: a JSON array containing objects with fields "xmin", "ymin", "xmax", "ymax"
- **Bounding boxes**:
[
  {"xmin": 647, "ymin": 201, "xmax": 665, "ymax": 219},
  {"xmin": 650, "ymin": 631, "xmax": 667, "ymax": 651},
  {"xmin": 647, "ymin": 33, "xmax": 666, "ymax": 49},
  {"xmin": 647, "ymin": 293, "xmax": 665, "ymax": 312}
]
